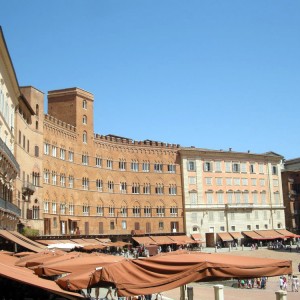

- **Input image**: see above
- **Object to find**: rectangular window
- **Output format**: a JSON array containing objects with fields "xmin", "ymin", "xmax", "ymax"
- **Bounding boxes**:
[
  {"xmin": 107, "ymin": 159, "xmax": 113, "ymax": 169},
  {"xmin": 252, "ymin": 193, "xmax": 258, "ymax": 204},
  {"xmin": 187, "ymin": 160, "xmax": 196, "ymax": 171},
  {"xmin": 251, "ymin": 178, "xmax": 257, "ymax": 186},
  {"xmin": 217, "ymin": 193, "xmax": 224, "ymax": 204},
  {"xmin": 69, "ymin": 151, "xmax": 74, "ymax": 162},
  {"xmin": 241, "ymin": 162, "xmax": 247, "ymax": 173},
  {"xmin": 208, "ymin": 211, "xmax": 214, "ymax": 221},
  {"xmin": 69, "ymin": 176, "xmax": 74, "ymax": 188},
  {"xmin": 205, "ymin": 177, "xmax": 212, "ymax": 185},
  {"xmin": 259, "ymin": 179, "xmax": 265, "ymax": 186},
  {"xmin": 216, "ymin": 177, "xmax": 222, "ymax": 185},
  {"xmin": 44, "ymin": 143, "xmax": 50, "ymax": 155},
  {"xmin": 189, "ymin": 176, "xmax": 196, "ymax": 184},
  {"xmin": 226, "ymin": 178, "xmax": 232, "ymax": 185},
  {"xmin": 96, "ymin": 157, "xmax": 102, "ymax": 167},
  {"xmin": 158, "ymin": 221, "xmax": 164, "ymax": 230},
  {"xmin": 60, "ymin": 174, "xmax": 66, "ymax": 187},
  {"xmin": 119, "ymin": 160, "xmax": 126, "ymax": 170},
  {"xmin": 272, "ymin": 165, "xmax": 278, "ymax": 175},
  {"xmin": 142, "ymin": 162, "xmax": 150, "ymax": 172},
  {"xmin": 96, "ymin": 206, "xmax": 103, "ymax": 216},
  {"xmin": 232, "ymin": 163, "xmax": 240, "ymax": 173},
  {"xmin": 190, "ymin": 192, "xmax": 197, "ymax": 204},
  {"xmin": 83, "ymin": 205, "xmax": 89, "ymax": 216},
  {"xmin": 44, "ymin": 201, "xmax": 49, "ymax": 213},
  {"xmin": 225, "ymin": 162, "xmax": 231, "ymax": 172},
  {"xmin": 259, "ymin": 163, "xmax": 264, "ymax": 174},
  {"xmin": 206, "ymin": 192, "xmax": 213, "ymax": 204},
  {"xmin": 44, "ymin": 170, "xmax": 49, "ymax": 184},
  {"xmin": 167, "ymin": 164, "xmax": 176, "ymax": 173},
  {"xmin": 215, "ymin": 161, "xmax": 222, "ymax": 172},
  {"xmin": 52, "ymin": 172, "xmax": 57, "ymax": 185},
  {"xmin": 69, "ymin": 204, "xmax": 74, "ymax": 215},
  {"xmin": 143, "ymin": 183, "xmax": 151, "ymax": 194},
  {"xmin": 122, "ymin": 220, "xmax": 127, "ymax": 229},
  {"xmin": 204, "ymin": 161, "xmax": 213, "ymax": 172},
  {"xmin": 154, "ymin": 163, "xmax": 163, "ymax": 172},
  {"xmin": 60, "ymin": 149, "xmax": 66, "ymax": 160},
  {"xmin": 52, "ymin": 203, "xmax": 57, "ymax": 214},
  {"xmin": 273, "ymin": 179, "xmax": 279, "ymax": 187},
  {"xmin": 131, "ymin": 161, "xmax": 139, "ymax": 172},
  {"xmin": 242, "ymin": 178, "xmax": 248, "ymax": 186},
  {"xmin": 110, "ymin": 221, "xmax": 115, "ymax": 230},
  {"xmin": 82, "ymin": 155, "xmax": 89, "ymax": 165},
  {"xmin": 52, "ymin": 146, "xmax": 57, "ymax": 157},
  {"xmin": 120, "ymin": 182, "xmax": 127, "ymax": 193},
  {"xmin": 233, "ymin": 178, "xmax": 240, "ymax": 186}
]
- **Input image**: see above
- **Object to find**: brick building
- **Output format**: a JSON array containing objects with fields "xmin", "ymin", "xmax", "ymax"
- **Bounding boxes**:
[
  {"xmin": 39, "ymin": 87, "xmax": 183, "ymax": 238},
  {"xmin": 281, "ymin": 158, "xmax": 300, "ymax": 234}
]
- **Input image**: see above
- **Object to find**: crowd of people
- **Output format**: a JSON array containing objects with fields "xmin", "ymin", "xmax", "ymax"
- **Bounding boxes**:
[{"xmin": 237, "ymin": 277, "xmax": 267, "ymax": 289}]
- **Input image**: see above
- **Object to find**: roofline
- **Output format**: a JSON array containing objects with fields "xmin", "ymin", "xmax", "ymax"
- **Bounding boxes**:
[{"xmin": 0, "ymin": 26, "xmax": 21, "ymax": 95}]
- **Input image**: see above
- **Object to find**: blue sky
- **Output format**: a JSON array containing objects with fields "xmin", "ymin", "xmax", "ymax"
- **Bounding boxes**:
[{"xmin": 1, "ymin": 1, "xmax": 299, "ymax": 159}]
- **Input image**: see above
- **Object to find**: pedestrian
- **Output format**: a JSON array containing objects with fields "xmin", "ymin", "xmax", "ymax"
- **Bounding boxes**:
[
  {"xmin": 282, "ymin": 276, "xmax": 287, "ymax": 291},
  {"xmin": 260, "ymin": 277, "xmax": 266, "ymax": 289},
  {"xmin": 298, "ymin": 262, "xmax": 300, "ymax": 273},
  {"xmin": 95, "ymin": 287, "xmax": 100, "ymax": 300},
  {"xmin": 105, "ymin": 286, "xmax": 114, "ymax": 299},
  {"xmin": 279, "ymin": 276, "xmax": 283, "ymax": 290}
]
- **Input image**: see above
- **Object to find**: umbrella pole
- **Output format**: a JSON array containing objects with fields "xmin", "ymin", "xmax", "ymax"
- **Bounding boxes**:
[{"xmin": 180, "ymin": 285, "xmax": 188, "ymax": 300}]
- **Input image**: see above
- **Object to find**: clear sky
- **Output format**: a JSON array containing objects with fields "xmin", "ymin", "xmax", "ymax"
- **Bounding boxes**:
[{"xmin": 1, "ymin": 1, "xmax": 299, "ymax": 159}]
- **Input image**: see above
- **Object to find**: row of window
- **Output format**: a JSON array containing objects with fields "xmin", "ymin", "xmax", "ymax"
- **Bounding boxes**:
[
  {"xmin": 43, "ymin": 170, "xmax": 177, "ymax": 195},
  {"xmin": 188, "ymin": 160, "xmax": 278, "ymax": 175},
  {"xmin": 191, "ymin": 210, "xmax": 281, "ymax": 223},
  {"xmin": 43, "ymin": 202, "xmax": 179, "ymax": 217},
  {"xmin": 44, "ymin": 143, "xmax": 176, "ymax": 173},
  {"xmin": 189, "ymin": 190, "xmax": 281, "ymax": 205},
  {"xmin": 196, "ymin": 177, "xmax": 279, "ymax": 187}
]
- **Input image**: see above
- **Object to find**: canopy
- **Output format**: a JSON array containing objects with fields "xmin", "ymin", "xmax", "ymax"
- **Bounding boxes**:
[
  {"xmin": 0, "ymin": 253, "xmax": 83, "ymax": 300},
  {"xmin": 150, "ymin": 236, "xmax": 174, "ymax": 245},
  {"xmin": 15, "ymin": 249, "xmax": 66, "ymax": 267},
  {"xmin": 132, "ymin": 236, "xmax": 157, "ymax": 246},
  {"xmin": 217, "ymin": 232, "xmax": 233, "ymax": 242},
  {"xmin": 275, "ymin": 229, "xmax": 300, "ymax": 238},
  {"xmin": 34, "ymin": 253, "xmax": 126, "ymax": 277},
  {"xmin": 56, "ymin": 251, "xmax": 291, "ymax": 296},
  {"xmin": 191, "ymin": 234, "xmax": 204, "ymax": 242},
  {"xmin": 242, "ymin": 231, "xmax": 264, "ymax": 240},
  {"xmin": 0, "ymin": 229, "xmax": 44, "ymax": 252},
  {"xmin": 229, "ymin": 232, "xmax": 243, "ymax": 239},
  {"xmin": 168, "ymin": 235, "xmax": 196, "ymax": 245},
  {"xmin": 254, "ymin": 230, "xmax": 284, "ymax": 240}
]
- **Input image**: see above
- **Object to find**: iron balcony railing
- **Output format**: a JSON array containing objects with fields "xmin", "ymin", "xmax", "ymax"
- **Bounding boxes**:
[
  {"xmin": 0, "ymin": 137, "xmax": 20, "ymax": 173},
  {"xmin": 0, "ymin": 197, "xmax": 21, "ymax": 216}
]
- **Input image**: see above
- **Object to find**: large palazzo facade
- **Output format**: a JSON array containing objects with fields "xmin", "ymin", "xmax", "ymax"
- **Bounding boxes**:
[
  {"xmin": 40, "ymin": 88, "xmax": 183, "ymax": 237},
  {"xmin": 180, "ymin": 148, "xmax": 286, "ymax": 246}
]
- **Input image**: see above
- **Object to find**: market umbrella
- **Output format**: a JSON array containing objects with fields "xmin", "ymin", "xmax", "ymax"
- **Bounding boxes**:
[
  {"xmin": 35, "ymin": 253, "xmax": 126, "ymax": 277},
  {"xmin": 57, "ymin": 251, "xmax": 292, "ymax": 296}
]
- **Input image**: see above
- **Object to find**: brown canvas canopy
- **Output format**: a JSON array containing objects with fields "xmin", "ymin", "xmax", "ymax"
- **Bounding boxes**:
[
  {"xmin": 56, "ymin": 251, "xmax": 291, "ymax": 296},
  {"xmin": 34, "ymin": 253, "xmax": 126, "ymax": 277},
  {"xmin": 229, "ymin": 232, "xmax": 243, "ymax": 239},
  {"xmin": 0, "ymin": 253, "xmax": 83, "ymax": 299},
  {"xmin": 15, "ymin": 249, "xmax": 66, "ymax": 267},
  {"xmin": 217, "ymin": 232, "xmax": 233, "ymax": 242},
  {"xmin": 168, "ymin": 235, "xmax": 196, "ymax": 245},
  {"xmin": 150, "ymin": 235, "xmax": 174, "ymax": 245},
  {"xmin": 275, "ymin": 229, "xmax": 300, "ymax": 238},
  {"xmin": 132, "ymin": 236, "xmax": 157, "ymax": 245},
  {"xmin": 254, "ymin": 230, "xmax": 284, "ymax": 240}
]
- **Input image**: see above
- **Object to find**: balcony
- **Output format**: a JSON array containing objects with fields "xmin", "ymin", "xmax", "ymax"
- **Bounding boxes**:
[
  {"xmin": 226, "ymin": 203, "xmax": 254, "ymax": 210},
  {"xmin": 0, "ymin": 197, "xmax": 21, "ymax": 216},
  {"xmin": 0, "ymin": 137, "xmax": 20, "ymax": 174},
  {"xmin": 22, "ymin": 181, "xmax": 36, "ymax": 196}
]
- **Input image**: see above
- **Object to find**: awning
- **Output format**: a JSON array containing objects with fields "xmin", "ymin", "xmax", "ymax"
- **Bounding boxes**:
[
  {"xmin": 9, "ymin": 231, "xmax": 46, "ymax": 249},
  {"xmin": 96, "ymin": 238, "xmax": 111, "ymax": 243},
  {"xmin": 254, "ymin": 230, "xmax": 284, "ymax": 240},
  {"xmin": 275, "ymin": 229, "xmax": 300, "ymax": 238},
  {"xmin": 229, "ymin": 232, "xmax": 243, "ymax": 239},
  {"xmin": 217, "ymin": 232, "xmax": 233, "ymax": 242},
  {"xmin": 0, "ymin": 253, "xmax": 83, "ymax": 299},
  {"xmin": 191, "ymin": 234, "xmax": 204, "ymax": 242},
  {"xmin": 168, "ymin": 235, "xmax": 197, "ymax": 245},
  {"xmin": 132, "ymin": 236, "xmax": 157, "ymax": 246},
  {"xmin": 68, "ymin": 218, "xmax": 80, "ymax": 222},
  {"xmin": 150, "ymin": 236, "xmax": 174, "ymax": 245},
  {"xmin": 242, "ymin": 231, "xmax": 264, "ymax": 240},
  {"xmin": 0, "ymin": 230, "xmax": 44, "ymax": 253}
]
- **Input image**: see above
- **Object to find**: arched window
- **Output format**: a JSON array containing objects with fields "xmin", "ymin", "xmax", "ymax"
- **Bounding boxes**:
[
  {"xmin": 83, "ymin": 115, "xmax": 87, "ymax": 124},
  {"xmin": 83, "ymin": 100, "xmax": 87, "ymax": 109},
  {"xmin": 35, "ymin": 104, "xmax": 39, "ymax": 115}
]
